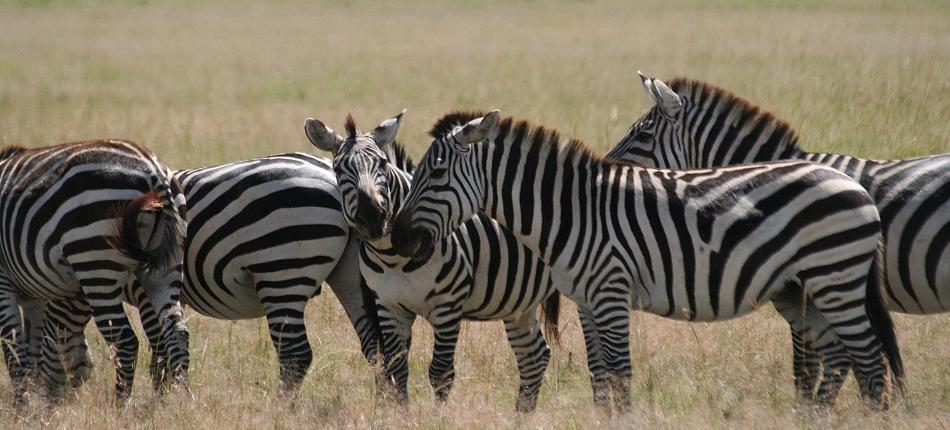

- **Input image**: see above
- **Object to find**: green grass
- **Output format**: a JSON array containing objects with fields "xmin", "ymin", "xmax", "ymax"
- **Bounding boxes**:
[{"xmin": 1, "ymin": 0, "xmax": 949, "ymax": 428}]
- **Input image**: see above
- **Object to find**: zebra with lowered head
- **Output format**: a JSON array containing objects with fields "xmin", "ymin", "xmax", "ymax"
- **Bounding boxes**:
[
  {"xmin": 0, "ymin": 140, "xmax": 189, "ymax": 404},
  {"xmin": 606, "ymin": 73, "xmax": 941, "ymax": 403},
  {"xmin": 305, "ymin": 111, "xmax": 562, "ymax": 412},
  {"xmin": 391, "ymin": 110, "xmax": 904, "ymax": 411},
  {"xmin": 45, "ymin": 151, "xmax": 383, "ymax": 397}
]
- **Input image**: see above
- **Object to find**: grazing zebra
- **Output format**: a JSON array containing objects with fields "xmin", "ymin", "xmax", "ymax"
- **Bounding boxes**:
[
  {"xmin": 391, "ymin": 110, "xmax": 904, "ymax": 411},
  {"xmin": 305, "ymin": 112, "xmax": 562, "ymax": 412},
  {"xmin": 46, "ymin": 152, "xmax": 381, "ymax": 395},
  {"xmin": 606, "ymin": 73, "xmax": 937, "ymax": 402},
  {"xmin": 0, "ymin": 140, "xmax": 189, "ymax": 404}
]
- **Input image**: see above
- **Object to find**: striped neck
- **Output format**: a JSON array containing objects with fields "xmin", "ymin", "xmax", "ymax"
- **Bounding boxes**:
[
  {"xmin": 670, "ymin": 79, "xmax": 805, "ymax": 167},
  {"xmin": 475, "ymin": 118, "xmax": 611, "ymax": 267}
]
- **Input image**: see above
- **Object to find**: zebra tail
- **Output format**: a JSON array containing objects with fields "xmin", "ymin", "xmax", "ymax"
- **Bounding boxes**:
[
  {"xmin": 865, "ymin": 244, "xmax": 906, "ymax": 395},
  {"xmin": 541, "ymin": 292, "xmax": 561, "ymax": 346},
  {"xmin": 107, "ymin": 185, "xmax": 186, "ymax": 276}
]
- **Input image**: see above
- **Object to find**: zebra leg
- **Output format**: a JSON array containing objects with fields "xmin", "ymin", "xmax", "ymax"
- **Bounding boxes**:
[
  {"xmin": 789, "ymin": 326, "xmax": 820, "ymax": 404},
  {"xmin": 773, "ymin": 289, "xmax": 822, "ymax": 405},
  {"xmin": 123, "ymin": 280, "xmax": 166, "ymax": 391},
  {"xmin": 136, "ymin": 265, "xmax": 190, "ymax": 391},
  {"xmin": 775, "ymin": 287, "xmax": 856, "ymax": 407},
  {"xmin": 0, "ymin": 277, "xmax": 32, "ymax": 404},
  {"xmin": 40, "ymin": 297, "xmax": 93, "ymax": 398},
  {"xmin": 21, "ymin": 298, "xmax": 45, "ymax": 389},
  {"xmin": 503, "ymin": 312, "xmax": 551, "ymax": 413},
  {"xmin": 378, "ymin": 303, "xmax": 413, "ymax": 404},
  {"xmin": 258, "ymin": 286, "xmax": 313, "ymax": 394},
  {"xmin": 814, "ymin": 341, "xmax": 853, "ymax": 406},
  {"xmin": 325, "ymin": 236, "xmax": 383, "ymax": 364},
  {"xmin": 427, "ymin": 308, "xmax": 462, "ymax": 403},
  {"xmin": 800, "ymin": 271, "xmax": 888, "ymax": 408},
  {"xmin": 79, "ymin": 273, "xmax": 139, "ymax": 404},
  {"xmin": 590, "ymin": 298, "xmax": 632, "ymax": 413},
  {"xmin": 578, "ymin": 306, "xmax": 611, "ymax": 408}
]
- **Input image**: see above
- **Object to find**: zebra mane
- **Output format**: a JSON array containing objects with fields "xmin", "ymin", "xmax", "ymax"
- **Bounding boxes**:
[
  {"xmin": 428, "ymin": 110, "xmax": 490, "ymax": 138},
  {"xmin": 0, "ymin": 145, "xmax": 28, "ymax": 161},
  {"xmin": 430, "ymin": 111, "xmax": 620, "ymax": 169},
  {"xmin": 666, "ymin": 77, "xmax": 801, "ymax": 151},
  {"xmin": 390, "ymin": 141, "xmax": 415, "ymax": 173}
]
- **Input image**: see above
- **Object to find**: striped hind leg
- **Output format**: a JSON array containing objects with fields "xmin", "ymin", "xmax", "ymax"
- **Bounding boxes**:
[
  {"xmin": 40, "ymin": 298, "xmax": 93, "ymax": 398},
  {"xmin": 77, "ymin": 272, "xmax": 140, "ymax": 404},
  {"xmin": 503, "ymin": 311, "xmax": 551, "ymax": 412},
  {"xmin": 122, "ymin": 280, "xmax": 167, "ymax": 391},
  {"xmin": 0, "ymin": 274, "xmax": 33, "ymax": 404},
  {"xmin": 583, "ymin": 286, "xmax": 633, "ymax": 413},
  {"xmin": 799, "ymin": 254, "xmax": 889, "ymax": 408},
  {"xmin": 776, "ymin": 291, "xmax": 854, "ymax": 406},
  {"xmin": 578, "ymin": 306, "xmax": 611, "ymax": 408},
  {"xmin": 20, "ymin": 298, "xmax": 45, "ymax": 388},
  {"xmin": 790, "ymin": 326, "xmax": 821, "ymax": 403},
  {"xmin": 378, "ymin": 303, "xmax": 414, "ymax": 403},
  {"xmin": 257, "ymin": 280, "xmax": 316, "ymax": 393}
]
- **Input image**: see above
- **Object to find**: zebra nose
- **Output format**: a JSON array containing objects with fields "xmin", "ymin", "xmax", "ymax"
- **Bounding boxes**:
[{"xmin": 355, "ymin": 193, "xmax": 386, "ymax": 238}]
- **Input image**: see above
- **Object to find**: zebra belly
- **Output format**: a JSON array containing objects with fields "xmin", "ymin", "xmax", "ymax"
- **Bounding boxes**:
[{"xmin": 182, "ymin": 266, "xmax": 264, "ymax": 319}]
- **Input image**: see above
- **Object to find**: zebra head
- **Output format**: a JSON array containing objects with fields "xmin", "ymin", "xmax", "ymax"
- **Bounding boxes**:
[
  {"xmin": 604, "ymin": 71, "xmax": 688, "ymax": 168},
  {"xmin": 305, "ymin": 111, "xmax": 405, "ymax": 240},
  {"xmin": 392, "ymin": 110, "xmax": 500, "ymax": 260}
]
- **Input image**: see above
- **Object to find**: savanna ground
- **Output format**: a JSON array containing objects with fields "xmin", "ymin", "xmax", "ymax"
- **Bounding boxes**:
[{"xmin": 1, "ymin": 0, "xmax": 950, "ymax": 428}]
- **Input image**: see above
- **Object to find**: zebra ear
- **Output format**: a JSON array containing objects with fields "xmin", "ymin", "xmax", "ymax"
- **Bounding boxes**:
[
  {"xmin": 305, "ymin": 118, "xmax": 344, "ymax": 153},
  {"xmin": 372, "ymin": 109, "xmax": 406, "ymax": 150},
  {"xmin": 639, "ymin": 71, "xmax": 682, "ymax": 116},
  {"xmin": 455, "ymin": 109, "xmax": 501, "ymax": 147}
]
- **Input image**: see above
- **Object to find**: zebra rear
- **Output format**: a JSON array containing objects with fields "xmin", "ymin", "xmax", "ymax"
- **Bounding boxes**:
[{"xmin": 0, "ymin": 139, "xmax": 189, "ymax": 404}]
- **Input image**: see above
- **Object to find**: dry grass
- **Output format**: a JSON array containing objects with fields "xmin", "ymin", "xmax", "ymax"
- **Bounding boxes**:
[{"xmin": 1, "ymin": 0, "xmax": 950, "ymax": 428}]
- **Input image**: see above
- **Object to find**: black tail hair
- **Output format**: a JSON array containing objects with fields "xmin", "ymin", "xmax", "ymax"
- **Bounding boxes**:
[
  {"xmin": 866, "ymin": 245, "xmax": 906, "ymax": 395},
  {"xmin": 108, "ymin": 190, "xmax": 184, "ymax": 275},
  {"xmin": 541, "ymin": 292, "xmax": 561, "ymax": 346}
]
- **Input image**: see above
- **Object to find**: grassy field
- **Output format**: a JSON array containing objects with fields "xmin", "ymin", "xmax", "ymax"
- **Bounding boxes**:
[{"xmin": 2, "ymin": 0, "xmax": 950, "ymax": 428}]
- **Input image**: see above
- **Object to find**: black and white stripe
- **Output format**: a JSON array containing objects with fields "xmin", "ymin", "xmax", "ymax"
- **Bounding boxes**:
[
  {"xmin": 607, "ymin": 73, "xmax": 937, "ymax": 402},
  {"xmin": 392, "ymin": 110, "xmax": 904, "ymax": 411},
  {"xmin": 305, "ymin": 112, "xmax": 561, "ymax": 412},
  {"xmin": 0, "ymin": 140, "xmax": 189, "ymax": 404},
  {"xmin": 47, "ymin": 152, "xmax": 382, "ymax": 395}
]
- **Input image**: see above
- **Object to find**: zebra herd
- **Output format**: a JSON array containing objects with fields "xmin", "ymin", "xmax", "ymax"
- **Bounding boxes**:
[{"xmin": 1, "ymin": 73, "xmax": 947, "ymax": 413}]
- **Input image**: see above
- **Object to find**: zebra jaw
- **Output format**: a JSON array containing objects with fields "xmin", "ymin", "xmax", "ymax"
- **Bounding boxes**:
[{"xmin": 390, "ymin": 212, "xmax": 434, "ymax": 262}]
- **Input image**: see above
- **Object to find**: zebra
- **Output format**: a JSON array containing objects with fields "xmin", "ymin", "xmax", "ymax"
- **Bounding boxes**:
[
  {"xmin": 605, "ymin": 73, "xmax": 941, "ymax": 403},
  {"xmin": 44, "ymin": 152, "xmax": 382, "ymax": 396},
  {"xmin": 0, "ymin": 140, "xmax": 189, "ymax": 405},
  {"xmin": 304, "ymin": 112, "xmax": 562, "ymax": 412},
  {"xmin": 390, "ymin": 109, "xmax": 904, "ymax": 411}
]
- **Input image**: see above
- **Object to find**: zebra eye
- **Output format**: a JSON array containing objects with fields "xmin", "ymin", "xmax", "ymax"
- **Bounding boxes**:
[
  {"xmin": 430, "ymin": 167, "xmax": 447, "ymax": 179},
  {"xmin": 634, "ymin": 131, "xmax": 653, "ymax": 142}
]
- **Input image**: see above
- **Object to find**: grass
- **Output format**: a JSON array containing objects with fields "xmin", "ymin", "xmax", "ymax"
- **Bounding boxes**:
[{"xmin": 1, "ymin": 0, "xmax": 949, "ymax": 428}]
